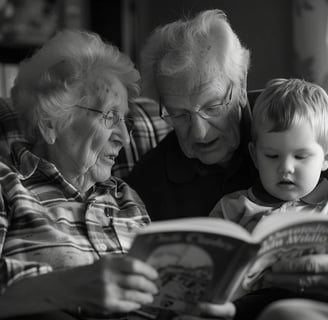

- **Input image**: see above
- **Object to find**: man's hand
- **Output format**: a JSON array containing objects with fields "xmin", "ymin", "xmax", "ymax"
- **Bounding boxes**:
[
  {"xmin": 262, "ymin": 254, "xmax": 328, "ymax": 295},
  {"xmin": 173, "ymin": 302, "xmax": 236, "ymax": 320}
]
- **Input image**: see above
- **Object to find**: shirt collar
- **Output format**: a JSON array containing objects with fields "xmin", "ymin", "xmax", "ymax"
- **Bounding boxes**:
[
  {"xmin": 251, "ymin": 178, "xmax": 328, "ymax": 206},
  {"xmin": 11, "ymin": 140, "xmax": 121, "ymax": 196},
  {"xmin": 11, "ymin": 141, "xmax": 40, "ymax": 179},
  {"xmin": 165, "ymin": 99, "xmax": 252, "ymax": 183}
]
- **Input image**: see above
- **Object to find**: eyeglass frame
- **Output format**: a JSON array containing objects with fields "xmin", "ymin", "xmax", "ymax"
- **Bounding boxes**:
[
  {"xmin": 74, "ymin": 105, "xmax": 134, "ymax": 132},
  {"xmin": 159, "ymin": 83, "xmax": 234, "ymax": 125}
]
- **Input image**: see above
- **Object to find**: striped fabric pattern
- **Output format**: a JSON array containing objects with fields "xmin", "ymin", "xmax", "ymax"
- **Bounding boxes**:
[
  {"xmin": 0, "ymin": 142, "xmax": 150, "ymax": 294},
  {"xmin": 0, "ymin": 98, "xmax": 26, "ymax": 159},
  {"xmin": 113, "ymin": 98, "xmax": 172, "ymax": 178}
]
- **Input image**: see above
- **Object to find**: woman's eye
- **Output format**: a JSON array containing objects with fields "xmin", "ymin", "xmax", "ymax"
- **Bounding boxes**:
[{"xmin": 105, "ymin": 111, "xmax": 115, "ymax": 119}]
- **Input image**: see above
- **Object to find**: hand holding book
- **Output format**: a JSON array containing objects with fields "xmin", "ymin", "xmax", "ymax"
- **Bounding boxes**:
[
  {"xmin": 259, "ymin": 253, "xmax": 328, "ymax": 297},
  {"xmin": 128, "ymin": 212, "xmax": 328, "ymax": 315}
]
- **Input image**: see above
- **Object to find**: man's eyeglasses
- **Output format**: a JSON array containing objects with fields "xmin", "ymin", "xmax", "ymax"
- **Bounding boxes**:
[
  {"xmin": 160, "ymin": 83, "xmax": 234, "ymax": 126},
  {"xmin": 74, "ymin": 105, "xmax": 134, "ymax": 132}
]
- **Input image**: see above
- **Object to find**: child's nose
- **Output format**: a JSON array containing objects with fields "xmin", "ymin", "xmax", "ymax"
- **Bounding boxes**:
[{"xmin": 278, "ymin": 158, "xmax": 295, "ymax": 174}]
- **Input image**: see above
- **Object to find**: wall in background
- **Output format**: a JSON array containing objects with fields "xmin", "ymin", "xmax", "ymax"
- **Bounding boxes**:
[
  {"xmin": 125, "ymin": 0, "xmax": 294, "ymax": 91},
  {"xmin": 0, "ymin": 0, "xmax": 299, "ymax": 95}
]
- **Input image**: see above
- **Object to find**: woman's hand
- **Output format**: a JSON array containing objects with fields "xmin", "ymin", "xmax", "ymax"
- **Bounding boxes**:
[
  {"xmin": 262, "ymin": 254, "xmax": 328, "ymax": 295},
  {"xmin": 0, "ymin": 255, "xmax": 158, "ymax": 318},
  {"xmin": 59, "ymin": 255, "xmax": 159, "ymax": 316}
]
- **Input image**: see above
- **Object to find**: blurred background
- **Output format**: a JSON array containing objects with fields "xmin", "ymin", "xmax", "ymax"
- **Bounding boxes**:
[{"xmin": 0, "ymin": 0, "xmax": 327, "ymax": 96}]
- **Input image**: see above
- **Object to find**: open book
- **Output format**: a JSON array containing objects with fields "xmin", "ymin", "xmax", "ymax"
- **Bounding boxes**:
[{"xmin": 128, "ymin": 212, "xmax": 328, "ymax": 315}]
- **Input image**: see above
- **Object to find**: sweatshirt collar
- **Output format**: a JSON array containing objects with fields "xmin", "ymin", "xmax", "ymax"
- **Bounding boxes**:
[{"xmin": 251, "ymin": 178, "xmax": 328, "ymax": 206}]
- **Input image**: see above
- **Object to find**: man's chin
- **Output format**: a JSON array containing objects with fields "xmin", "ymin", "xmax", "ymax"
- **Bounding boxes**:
[
  {"xmin": 182, "ymin": 142, "xmax": 233, "ymax": 164},
  {"xmin": 195, "ymin": 151, "xmax": 235, "ymax": 165}
]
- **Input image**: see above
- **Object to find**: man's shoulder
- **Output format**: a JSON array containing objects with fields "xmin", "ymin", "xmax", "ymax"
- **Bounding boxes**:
[{"xmin": 128, "ymin": 131, "xmax": 174, "ymax": 171}]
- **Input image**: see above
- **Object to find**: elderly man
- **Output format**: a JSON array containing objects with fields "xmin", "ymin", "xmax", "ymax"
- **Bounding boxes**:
[
  {"xmin": 126, "ymin": 9, "xmax": 258, "ymax": 221},
  {"xmin": 127, "ymin": 10, "xmax": 328, "ymax": 320}
]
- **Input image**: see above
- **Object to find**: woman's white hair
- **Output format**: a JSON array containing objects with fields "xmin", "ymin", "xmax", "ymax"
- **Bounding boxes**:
[
  {"xmin": 141, "ymin": 9, "xmax": 250, "ymax": 100},
  {"xmin": 11, "ymin": 29, "xmax": 140, "ymax": 144}
]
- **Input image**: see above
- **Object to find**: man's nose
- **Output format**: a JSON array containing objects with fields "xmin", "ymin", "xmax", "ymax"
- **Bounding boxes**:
[{"xmin": 189, "ymin": 113, "xmax": 210, "ymax": 141}]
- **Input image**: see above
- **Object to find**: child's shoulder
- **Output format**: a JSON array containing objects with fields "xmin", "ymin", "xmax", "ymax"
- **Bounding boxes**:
[
  {"xmin": 210, "ymin": 187, "xmax": 274, "ymax": 222},
  {"xmin": 210, "ymin": 189, "xmax": 251, "ymax": 219}
]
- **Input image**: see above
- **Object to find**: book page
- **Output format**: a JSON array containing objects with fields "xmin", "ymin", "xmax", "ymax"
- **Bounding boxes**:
[
  {"xmin": 244, "ymin": 211, "xmax": 328, "ymax": 290},
  {"xmin": 137, "ymin": 217, "xmax": 255, "ymax": 243},
  {"xmin": 252, "ymin": 210, "xmax": 328, "ymax": 240},
  {"xmin": 129, "ymin": 226, "xmax": 258, "ymax": 314}
]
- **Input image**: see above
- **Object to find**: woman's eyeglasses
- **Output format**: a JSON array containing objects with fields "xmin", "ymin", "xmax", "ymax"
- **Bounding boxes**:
[{"xmin": 74, "ymin": 105, "xmax": 134, "ymax": 133}]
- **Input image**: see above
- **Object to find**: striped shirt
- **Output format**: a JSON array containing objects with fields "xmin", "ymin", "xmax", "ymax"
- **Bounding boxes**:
[{"xmin": 0, "ymin": 141, "xmax": 150, "ymax": 294}]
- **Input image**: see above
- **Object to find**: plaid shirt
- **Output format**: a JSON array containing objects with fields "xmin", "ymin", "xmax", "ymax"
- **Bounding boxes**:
[
  {"xmin": 112, "ymin": 98, "xmax": 172, "ymax": 178},
  {"xmin": 0, "ymin": 141, "xmax": 150, "ymax": 294}
]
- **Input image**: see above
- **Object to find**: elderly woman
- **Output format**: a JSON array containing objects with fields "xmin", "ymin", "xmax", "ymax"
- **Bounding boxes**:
[
  {"xmin": 0, "ymin": 30, "xmax": 235, "ymax": 320},
  {"xmin": 0, "ymin": 30, "xmax": 159, "ymax": 319}
]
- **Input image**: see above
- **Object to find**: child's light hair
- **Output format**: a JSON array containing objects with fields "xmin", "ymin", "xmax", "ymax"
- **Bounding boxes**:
[
  {"xmin": 252, "ymin": 78, "xmax": 328, "ymax": 152},
  {"xmin": 141, "ymin": 9, "xmax": 250, "ymax": 100}
]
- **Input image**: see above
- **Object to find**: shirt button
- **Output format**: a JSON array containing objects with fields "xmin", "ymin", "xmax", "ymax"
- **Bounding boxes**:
[
  {"xmin": 105, "ymin": 207, "xmax": 111, "ymax": 217},
  {"xmin": 99, "ymin": 243, "xmax": 107, "ymax": 251}
]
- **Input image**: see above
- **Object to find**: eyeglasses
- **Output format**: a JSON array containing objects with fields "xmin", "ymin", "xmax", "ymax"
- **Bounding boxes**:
[
  {"xmin": 74, "ymin": 105, "xmax": 134, "ymax": 132},
  {"xmin": 160, "ymin": 83, "xmax": 234, "ymax": 126}
]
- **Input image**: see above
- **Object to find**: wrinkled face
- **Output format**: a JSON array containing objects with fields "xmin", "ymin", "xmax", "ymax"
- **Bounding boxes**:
[
  {"xmin": 250, "ymin": 121, "xmax": 328, "ymax": 201},
  {"xmin": 49, "ymin": 76, "xmax": 130, "ymax": 191},
  {"xmin": 158, "ymin": 76, "xmax": 242, "ymax": 165}
]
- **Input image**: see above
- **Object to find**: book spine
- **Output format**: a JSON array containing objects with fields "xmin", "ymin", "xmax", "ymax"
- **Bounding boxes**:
[{"xmin": 211, "ymin": 242, "xmax": 258, "ymax": 303}]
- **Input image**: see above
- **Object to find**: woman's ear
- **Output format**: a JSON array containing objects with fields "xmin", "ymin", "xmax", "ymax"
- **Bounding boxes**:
[
  {"xmin": 38, "ymin": 120, "xmax": 57, "ymax": 145},
  {"xmin": 248, "ymin": 142, "xmax": 258, "ymax": 169}
]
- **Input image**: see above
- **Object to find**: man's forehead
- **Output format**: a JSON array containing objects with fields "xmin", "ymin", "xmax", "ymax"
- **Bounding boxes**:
[
  {"xmin": 155, "ymin": 39, "xmax": 227, "ymax": 96},
  {"xmin": 156, "ymin": 74, "xmax": 226, "ymax": 97}
]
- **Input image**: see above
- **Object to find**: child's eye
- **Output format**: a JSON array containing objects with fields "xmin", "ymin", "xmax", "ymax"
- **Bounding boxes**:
[
  {"xmin": 295, "ymin": 155, "xmax": 309, "ymax": 160},
  {"xmin": 265, "ymin": 154, "xmax": 278, "ymax": 159}
]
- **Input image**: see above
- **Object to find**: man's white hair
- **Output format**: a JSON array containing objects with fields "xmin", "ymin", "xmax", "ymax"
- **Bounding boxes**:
[{"xmin": 141, "ymin": 9, "xmax": 250, "ymax": 100}]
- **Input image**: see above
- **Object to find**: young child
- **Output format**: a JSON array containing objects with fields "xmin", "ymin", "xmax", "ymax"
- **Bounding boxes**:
[{"xmin": 210, "ymin": 78, "xmax": 328, "ymax": 231}]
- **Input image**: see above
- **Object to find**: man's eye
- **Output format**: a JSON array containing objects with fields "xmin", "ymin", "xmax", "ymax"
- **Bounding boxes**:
[{"xmin": 203, "ymin": 105, "xmax": 224, "ymax": 116}]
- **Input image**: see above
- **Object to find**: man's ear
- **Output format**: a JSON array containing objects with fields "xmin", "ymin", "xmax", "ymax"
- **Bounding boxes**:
[
  {"xmin": 322, "ymin": 153, "xmax": 328, "ymax": 171},
  {"xmin": 239, "ymin": 70, "xmax": 248, "ymax": 108},
  {"xmin": 38, "ymin": 120, "xmax": 57, "ymax": 145},
  {"xmin": 248, "ymin": 142, "xmax": 258, "ymax": 169}
]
